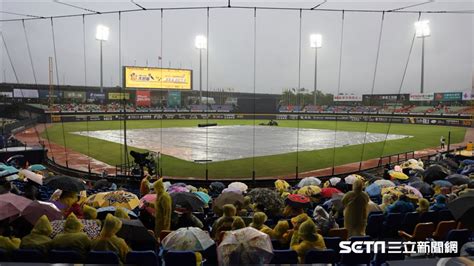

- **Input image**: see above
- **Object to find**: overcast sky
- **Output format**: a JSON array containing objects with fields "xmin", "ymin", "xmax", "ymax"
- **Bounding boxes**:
[{"xmin": 1, "ymin": 0, "xmax": 472, "ymax": 95}]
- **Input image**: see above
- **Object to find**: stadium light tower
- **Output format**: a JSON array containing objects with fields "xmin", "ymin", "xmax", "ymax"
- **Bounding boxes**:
[
  {"xmin": 96, "ymin": 25, "xmax": 109, "ymax": 94},
  {"xmin": 310, "ymin": 34, "xmax": 322, "ymax": 105},
  {"xmin": 415, "ymin": 20, "xmax": 430, "ymax": 93},
  {"xmin": 195, "ymin": 35, "xmax": 207, "ymax": 104}
]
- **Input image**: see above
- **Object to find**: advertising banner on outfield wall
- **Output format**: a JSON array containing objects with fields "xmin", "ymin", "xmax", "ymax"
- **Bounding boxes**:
[
  {"xmin": 63, "ymin": 91, "xmax": 86, "ymax": 101},
  {"xmin": 333, "ymin": 94, "xmax": 363, "ymax": 102},
  {"xmin": 136, "ymin": 90, "xmax": 151, "ymax": 107},
  {"xmin": 108, "ymin": 92, "xmax": 130, "ymax": 100},
  {"xmin": 13, "ymin": 89, "xmax": 39, "ymax": 98},
  {"xmin": 124, "ymin": 66, "xmax": 192, "ymax": 90},
  {"xmin": 409, "ymin": 93, "xmax": 434, "ymax": 101},
  {"xmin": 462, "ymin": 91, "xmax": 473, "ymax": 101},
  {"xmin": 434, "ymin": 92, "xmax": 462, "ymax": 101},
  {"xmin": 167, "ymin": 91, "xmax": 181, "ymax": 107},
  {"xmin": 39, "ymin": 90, "xmax": 62, "ymax": 99},
  {"xmin": 0, "ymin": 91, "xmax": 13, "ymax": 97},
  {"xmin": 87, "ymin": 92, "xmax": 106, "ymax": 100},
  {"xmin": 363, "ymin": 94, "xmax": 409, "ymax": 102}
]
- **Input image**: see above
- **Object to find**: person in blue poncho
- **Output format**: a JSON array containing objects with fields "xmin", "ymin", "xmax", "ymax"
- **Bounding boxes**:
[
  {"xmin": 386, "ymin": 194, "xmax": 415, "ymax": 214},
  {"xmin": 430, "ymin": 194, "xmax": 447, "ymax": 211}
]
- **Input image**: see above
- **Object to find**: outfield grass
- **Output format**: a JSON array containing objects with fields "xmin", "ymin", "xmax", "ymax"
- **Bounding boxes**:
[{"xmin": 43, "ymin": 119, "xmax": 466, "ymax": 178}]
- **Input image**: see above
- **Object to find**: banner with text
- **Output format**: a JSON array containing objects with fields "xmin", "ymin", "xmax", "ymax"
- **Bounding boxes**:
[
  {"xmin": 333, "ymin": 94, "xmax": 363, "ymax": 102},
  {"xmin": 434, "ymin": 92, "xmax": 462, "ymax": 102},
  {"xmin": 13, "ymin": 89, "xmax": 39, "ymax": 98},
  {"xmin": 409, "ymin": 93, "xmax": 434, "ymax": 101},
  {"xmin": 136, "ymin": 90, "xmax": 151, "ymax": 107},
  {"xmin": 124, "ymin": 66, "xmax": 192, "ymax": 90},
  {"xmin": 108, "ymin": 92, "xmax": 130, "ymax": 100}
]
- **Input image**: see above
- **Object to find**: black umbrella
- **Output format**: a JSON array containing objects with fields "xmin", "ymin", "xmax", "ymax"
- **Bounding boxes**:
[
  {"xmin": 409, "ymin": 181, "xmax": 434, "ymax": 197},
  {"xmin": 213, "ymin": 191, "xmax": 244, "ymax": 209},
  {"xmin": 117, "ymin": 218, "xmax": 157, "ymax": 250},
  {"xmin": 445, "ymin": 174, "xmax": 470, "ymax": 186},
  {"xmin": 171, "ymin": 192, "xmax": 205, "ymax": 211},
  {"xmin": 439, "ymin": 158, "xmax": 459, "ymax": 171},
  {"xmin": 44, "ymin": 176, "xmax": 86, "ymax": 192},
  {"xmin": 406, "ymin": 175, "xmax": 422, "ymax": 184},
  {"xmin": 209, "ymin": 182, "xmax": 225, "ymax": 196},
  {"xmin": 423, "ymin": 164, "xmax": 450, "ymax": 184},
  {"xmin": 447, "ymin": 191, "xmax": 474, "ymax": 230}
]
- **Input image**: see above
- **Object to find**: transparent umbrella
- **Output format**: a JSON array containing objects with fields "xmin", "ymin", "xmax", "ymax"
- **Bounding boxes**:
[{"xmin": 162, "ymin": 227, "xmax": 214, "ymax": 251}]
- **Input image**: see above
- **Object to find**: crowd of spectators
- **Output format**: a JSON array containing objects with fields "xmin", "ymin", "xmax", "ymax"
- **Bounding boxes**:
[{"xmin": 279, "ymin": 104, "xmax": 472, "ymax": 114}]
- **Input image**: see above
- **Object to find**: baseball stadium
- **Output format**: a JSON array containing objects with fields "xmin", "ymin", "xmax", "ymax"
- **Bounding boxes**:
[{"xmin": 0, "ymin": 1, "xmax": 473, "ymax": 265}]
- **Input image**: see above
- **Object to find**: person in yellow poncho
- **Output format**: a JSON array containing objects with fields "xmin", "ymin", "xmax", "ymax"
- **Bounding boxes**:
[
  {"xmin": 342, "ymin": 179, "xmax": 369, "ymax": 237},
  {"xmin": 92, "ymin": 214, "xmax": 131, "ymax": 263},
  {"xmin": 83, "ymin": 205, "xmax": 101, "ymax": 227},
  {"xmin": 212, "ymin": 204, "xmax": 236, "ymax": 239},
  {"xmin": 282, "ymin": 213, "xmax": 309, "ymax": 242},
  {"xmin": 231, "ymin": 216, "xmax": 246, "ymax": 230},
  {"xmin": 20, "ymin": 215, "xmax": 52, "ymax": 254},
  {"xmin": 51, "ymin": 213, "xmax": 91, "ymax": 259},
  {"xmin": 154, "ymin": 178, "xmax": 172, "ymax": 238},
  {"xmin": 290, "ymin": 219, "xmax": 326, "ymax": 263},
  {"xmin": 268, "ymin": 220, "xmax": 290, "ymax": 245},
  {"xmin": 114, "ymin": 207, "xmax": 130, "ymax": 220},
  {"xmin": 0, "ymin": 236, "xmax": 21, "ymax": 252},
  {"xmin": 249, "ymin": 212, "xmax": 272, "ymax": 235}
]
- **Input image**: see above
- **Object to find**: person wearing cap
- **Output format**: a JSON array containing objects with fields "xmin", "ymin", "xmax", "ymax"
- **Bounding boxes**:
[
  {"xmin": 290, "ymin": 219, "xmax": 326, "ymax": 263},
  {"xmin": 92, "ymin": 214, "xmax": 131, "ymax": 263},
  {"xmin": 51, "ymin": 213, "xmax": 91, "ymax": 259},
  {"xmin": 20, "ymin": 215, "xmax": 53, "ymax": 254}
]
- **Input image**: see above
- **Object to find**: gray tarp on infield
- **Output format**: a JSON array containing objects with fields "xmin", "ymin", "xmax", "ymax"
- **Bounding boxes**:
[{"xmin": 73, "ymin": 125, "xmax": 411, "ymax": 162}]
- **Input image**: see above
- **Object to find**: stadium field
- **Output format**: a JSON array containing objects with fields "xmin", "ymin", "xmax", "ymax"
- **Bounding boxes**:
[{"xmin": 42, "ymin": 120, "xmax": 466, "ymax": 178}]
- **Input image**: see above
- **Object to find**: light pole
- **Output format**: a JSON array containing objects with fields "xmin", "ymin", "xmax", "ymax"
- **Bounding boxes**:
[
  {"xmin": 195, "ymin": 35, "xmax": 207, "ymax": 104},
  {"xmin": 95, "ymin": 25, "xmax": 109, "ymax": 94},
  {"xmin": 415, "ymin": 20, "xmax": 430, "ymax": 94},
  {"xmin": 310, "ymin": 34, "xmax": 322, "ymax": 106}
]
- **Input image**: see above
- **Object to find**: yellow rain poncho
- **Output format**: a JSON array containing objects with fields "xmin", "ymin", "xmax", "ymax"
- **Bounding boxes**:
[
  {"xmin": 249, "ymin": 212, "xmax": 272, "ymax": 235},
  {"xmin": 290, "ymin": 219, "xmax": 326, "ymax": 263},
  {"xmin": 92, "ymin": 214, "xmax": 131, "ymax": 263},
  {"xmin": 51, "ymin": 213, "xmax": 91, "ymax": 258},
  {"xmin": 114, "ymin": 207, "xmax": 130, "ymax": 220},
  {"xmin": 154, "ymin": 178, "xmax": 172, "ymax": 238},
  {"xmin": 20, "ymin": 215, "xmax": 52, "ymax": 253},
  {"xmin": 268, "ymin": 220, "xmax": 290, "ymax": 245},
  {"xmin": 0, "ymin": 236, "xmax": 21, "ymax": 251},
  {"xmin": 342, "ymin": 179, "xmax": 369, "ymax": 237},
  {"xmin": 275, "ymin": 180, "xmax": 291, "ymax": 194},
  {"xmin": 83, "ymin": 205, "xmax": 101, "ymax": 227}
]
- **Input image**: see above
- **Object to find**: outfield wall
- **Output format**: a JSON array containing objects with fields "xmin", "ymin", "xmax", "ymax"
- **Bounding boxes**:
[{"xmin": 47, "ymin": 112, "xmax": 473, "ymax": 127}]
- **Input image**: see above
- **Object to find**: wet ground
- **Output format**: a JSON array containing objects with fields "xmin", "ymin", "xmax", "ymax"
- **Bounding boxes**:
[{"xmin": 73, "ymin": 125, "xmax": 411, "ymax": 162}]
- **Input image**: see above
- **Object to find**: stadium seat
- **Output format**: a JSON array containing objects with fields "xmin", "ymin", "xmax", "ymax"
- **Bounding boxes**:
[
  {"xmin": 11, "ymin": 249, "xmax": 45, "ymax": 263},
  {"xmin": 304, "ymin": 249, "xmax": 338, "ymax": 264},
  {"xmin": 270, "ymin": 249, "xmax": 298, "ymax": 264},
  {"xmin": 400, "ymin": 212, "xmax": 420, "ymax": 234},
  {"xmin": 366, "ymin": 213, "xmax": 384, "ymax": 239},
  {"xmin": 0, "ymin": 249, "xmax": 9, "ymax": 262},
  {"xmin": 49, "ymin": 249, "xmax": 83, "ymax": 263},
  {"xmin": 432, "ymin": 220, "xmax": 457, "ymax": 240},
  {"xmin": 398, "ymin": 222, "xmax": 435, "ymax": 241},
  {"xmin": 271, "ymin": 239, "xmax": 287, "ymax": 250},
  {"xmin": 437, "ymin": 210, "xmax": 454, "ymax": 223},
  {"xmin": 372, "ymin": 251, "xmax": 405, "ymax": 265},
  {"xmin": 164, "ymin": 250, "xmax": 196, "ymax": 265},
  {"xmin": 439, "ymin": 229, "xmax": 470, "ymax": 257},
  {"xmin": 419, "ymin": 211, "xmax": 437, "ymax": 224},
  {"xmin": 328, "ymin": 228, "xmax": 348, "ymax": 240},
  {"xmin": 126, "ymin": 250, "xmax": 159, "ymax": 266},
  {"xmin": 201, "ymin": 243, "xmax": 218, "ymax": 265},
  {"xmin": 323, "ymin": 237, "xmax": 342, "ymax": 254},
  {"xmin": 382, "ymin": 213, "xmax": 403, "ymax": 238},
  {"xmin": 87, "ymin": 250, "xmax": 120, "ymax": 264}
]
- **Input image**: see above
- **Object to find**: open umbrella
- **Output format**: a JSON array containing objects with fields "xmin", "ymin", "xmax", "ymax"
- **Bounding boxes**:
[
  {"xmin": 218, "ymin": 227, "xmax": 273, "ymax": 266},
  {"xmin": 382, "ymin": 185, "xmax": 421, "ymax": 200},
  {"xmin": 162, "ymin": 227, "xmax": 214, "ymax": 251},
  {"xmin": 28, "ymin": 164, "xmax": 47, "ymax": 172},
  {"xmin": 365, "ymin": 183, "xmax": 382, "ymax": 197},
  {"xmin": 320, "ymin": 187, "xmax": 342, "ymax": 199},
  {"xmin": 409, "ymin": 181, "xmax": 434, "ymax": 197},
  {"xmin": 171, "ymin": 192, "xmax": 205, "ymax": 211},
  {"xmin": 85, "ymin": 190, "xmax": 139, "ymax": 210},
  {"xmin": 374, "ymin": 179, "xmax": 395, "ymax": 188},
  {"xmin": 222, "ymin": 187, "xmax": 242, "ymax": 194},
  {"xmin": 297, "ymin": 185, "xmax": 321, "ymax": 197},
  {"xmin": 285, "ymin": 194, "xmax": 310, "ymax": 208},
  {"xmin": 388, "ymin": 170, "xmax": 409, "ymax": 181},
  {"xmin": 213, "ymin": 192, "xmax": 244, "ymax": 209},
  {"xmin": 96, "ymin": 206, "xmax": 138, "ymax": 220},
  {"xmin": 117, "ymin": 219, "xmax": 157, "ymax": 250},
  {"xmin": 297, "ymin": 177, "xmax": 321, "ymax": 187},
  {"xmin": 402, "ymin": 185, "xmax": 423, "ymax": 198},
  {"xmin": 445, "ymin": 174, "xmax": 470, "ymax": 185},
  {"xmin": 18, "ymin": 200, "xmax": 62, "ymax": 225},
  {"xmin": 210, "ymin": 182, "xmax": 225, "ymax": 194},
  {"xmin": 344, "ymin": 174, "xmax": 364, "ymax": 185},
  {"xmin": 247, "ymin": 188, "xmax": 284, "ymax": 216},
  {"xmin": 228, "ymin": 182, "xmax": 248, "ymax": 193},
  {"xmin": 447, "ymin": 191, "xmax": 474, "ymax": 230},
  {"xmin": 44, "ymin": 176, "xmax": 86, "ymax": 192},
  {"xmin": 433, "ymin": 180, "xmax": 453, "ymax": 188},
  {"xmin": 50, "ymin": 219, "xmax": 101, "ymax": 239},
  {"xmin": 20, "ymin": 169, "xmax": 44, "ymax": 185},
  {"xmin": 193, "ymin": 191, "xmax": 211, "ymax": 204},
  {"xmin": 328, "ymin": 177, "xmax": 341, "ymax": 187},
  {"xmin": 168, "ymin": 184, "xmax": 189, "ymax": 194},
  {"xmin": 423, "ymin": 164, "xmax": 450, "ymax": 184},
  {"xmin": 139, "ymin": 193, "xmax": 156, "ymax": 209},
  {"xmin": 0, "ymin": 164, "xmax": 19, "ymax": 181},
  {"xmin": 0, "ymin": 193, "xmax": 32, "ymax": 220}
]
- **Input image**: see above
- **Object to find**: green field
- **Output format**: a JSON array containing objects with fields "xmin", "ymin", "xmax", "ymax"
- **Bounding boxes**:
[{"xmin": 42, "ymin": 119, "xmax": 466, "ymax": 178}]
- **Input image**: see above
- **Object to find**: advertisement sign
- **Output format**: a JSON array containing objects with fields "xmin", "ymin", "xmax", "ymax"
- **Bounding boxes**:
[
  {"xmin": 409, "ymin": 93, "xmax": 434, "ymax": 101},
  {"xmin": 363, "ymin": 94, "xmax": 409, "ymax": 102},
  {"xmin": 136, "ymin": 90, "xmax": 151, "ymax": 107},
  {"xmin": 167, "ymin": 91, "xmax": 182, "ymax": 108},
  {"xmin": 39, "ymin": 90, "xmax": 62, "ymax": 99},
  {"xmin": 87, "ymin": 92, "xmax": 106, "ymax": 100},
  {"xmin": 0, "ymin": 91, "xmax": 13, "ymax": 97},
  {"xmin": 434, "ymin": 92, "xmax": 462, "ymax": 102},
  {"xmin": 462, "ymin": 91, "xmax": 473, "ymax": 101},
  {"xmin": 124, "ymin": 66, "xmax": 192, "ymax": 90},
  {"xmin": 63, "ymin": 91, "xmax": 86, "ymax": 101},
  {"xmin": 13, "ymin": 89, "xmax": 39, "ymax": 98},
  {"xmin": 108, "ymin": 92, "xmax": 130, "ymax": 100},
  {"xmin": 333, "ymin": 94, "xmax": 363, "ymax": 102}
]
